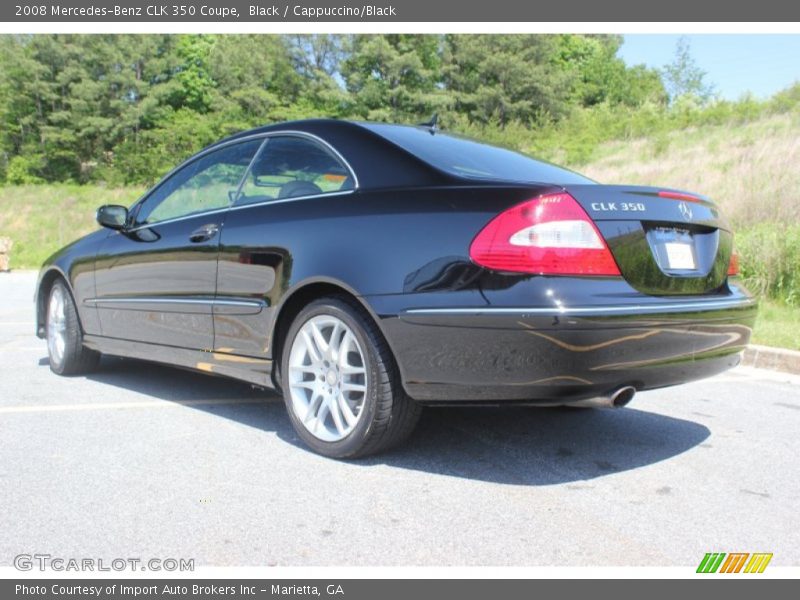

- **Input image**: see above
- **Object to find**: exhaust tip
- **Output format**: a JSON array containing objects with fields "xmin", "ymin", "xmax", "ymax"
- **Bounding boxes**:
[
  {"xmin": 612, "ymin": 386, "xmax": 636, "ymax": 408},
  {"xmin": 568, "ymin": 385, "xmax": 637, "ymax": 409}
]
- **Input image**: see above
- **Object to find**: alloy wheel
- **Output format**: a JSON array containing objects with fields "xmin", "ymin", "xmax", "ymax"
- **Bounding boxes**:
[
  {"xmin": 287, "ymin": 315, "xmax": 368, "ymax": 442},
  {"xmin": 47, "ymin": 285, "xmax": 67, "ymax": 367}
]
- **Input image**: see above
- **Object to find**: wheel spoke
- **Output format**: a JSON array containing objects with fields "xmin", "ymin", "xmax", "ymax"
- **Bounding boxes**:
[
  {"xmin": 328, "ymin": 321, "xmax": 343, "ymax": 355},
  {"xmin": 337, "ymin": 332, "xmax": 352, "ymax": 367},
  {"xmin": 328, "ymin": 396, "xmax": 346, "ymax": 434},
  {"xmin": 314, "ymin": 400, "xmax": 331, "ymax": 433},
  {"xmin": 291, "ymin": 380, "xmax": 316, "ymax": 390},
  {"xmin": 304, "ymin": 392, "xmax": 324, "ymax": 424},
  {"xmin": 337, "ymin": 393, "xmax": 358, "ymax": 426},
  {"xmin": 309, "ymin": 321, "xmax": 329, "ymax": 356},
  {"xmin": 300, "ymin": 330, "xmax": 322, "ymax": 363},
  {"xmin": 340, "ymin": 364, "xmax": 365, "ymax": 376},
  {"xmin": 342, "ymin": 382, "xmax": 366, "ymax": 394}
]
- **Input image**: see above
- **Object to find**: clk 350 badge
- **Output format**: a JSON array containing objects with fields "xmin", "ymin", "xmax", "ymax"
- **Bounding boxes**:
[{"xmin": 591, "ymin": 202, "xmax": 646, "ymax": 211}]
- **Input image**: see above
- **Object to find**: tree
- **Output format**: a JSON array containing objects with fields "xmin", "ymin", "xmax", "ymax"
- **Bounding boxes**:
[
  {"xmin": 0, "ymin": 33, "xmax": 718, "ymax": 186},
  {"xmin": 207, "ymin": 35, "xmax": 302, "ymax": 122},
  {"xmin": 443, "ymin": 35, "xmax": 573, "ymax": 127},
  {"xmin": 290, "ymin": 34, "xmax": 347, "ymax": 79},
  {"xmin": 661, "ymin": 37, "xmax": 715, "ymax": 104},
  {"xmin": 288, "ymin": 34, "xmax": 351, "ymax": 116},
  {"xmin": 169, "ymin": 35, "xmax": 216, "ymax": 112},
  {"xmin": 553, "ymin": 34, "xmax": 666, "ymax": 107},
  {"xmin": 342, "ymin": 35, "xmax": 446, "ymax": 122}
]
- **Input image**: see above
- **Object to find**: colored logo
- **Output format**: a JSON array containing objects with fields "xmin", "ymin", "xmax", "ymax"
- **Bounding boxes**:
[{"xmin": 697, "ymin": 552, "xmax": 773, "ymax": 573}]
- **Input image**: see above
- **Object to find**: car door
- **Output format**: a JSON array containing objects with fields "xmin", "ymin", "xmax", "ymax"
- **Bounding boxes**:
[
  {"xmin": 214, "ymin": 134, "xmax": 357, "ymax": 358},
  {"xmin": 93, "ymin": 138, "xmax": 264, "ymax": 350}
]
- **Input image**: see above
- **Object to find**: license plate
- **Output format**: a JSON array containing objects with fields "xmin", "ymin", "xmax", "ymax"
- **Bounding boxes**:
[{"xmin": 664, "ymin": 242, "xmax": 695, "ymax": 270}]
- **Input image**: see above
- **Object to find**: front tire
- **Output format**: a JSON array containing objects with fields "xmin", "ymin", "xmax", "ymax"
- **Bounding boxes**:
[
  {"xmin": 46, "ymin": 280, "xmax": 100, "ymax": 375},
  {"xmin": 281, "ymin": 296, "xmax": 421, "ymax": 458}
]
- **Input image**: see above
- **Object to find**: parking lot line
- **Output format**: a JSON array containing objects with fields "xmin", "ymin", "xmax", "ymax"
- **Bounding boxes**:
[
  {"xmin": 0, "ymin": 347, "xmax": 45, "ymax": 351},
  {"xmin": 0, "ymin": 397, "xmax": 266, "ymax": 414}
]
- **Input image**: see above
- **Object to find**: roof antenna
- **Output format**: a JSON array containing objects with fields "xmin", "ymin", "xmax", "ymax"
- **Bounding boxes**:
[{"xmin": 418, "ymin": 113, "xmax": 439, "ymax": 133}]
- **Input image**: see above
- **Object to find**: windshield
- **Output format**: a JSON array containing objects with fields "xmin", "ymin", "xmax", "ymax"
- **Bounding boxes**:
[{"xmin": 361, "ymin": 123, "xmax": 594, "ymax": 185}]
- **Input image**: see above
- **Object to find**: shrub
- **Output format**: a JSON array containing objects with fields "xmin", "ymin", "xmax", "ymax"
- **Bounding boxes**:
[
  {"xmin": 5, "ymin": 155, "xmax": 45, "ymax": 185},
  {"xmin": 737, "ymin": 224, "xmax": 800, "ymax": 306}
]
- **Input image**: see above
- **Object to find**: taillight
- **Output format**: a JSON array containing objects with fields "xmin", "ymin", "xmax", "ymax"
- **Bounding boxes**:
[
  {"xmin": 728, "ymin": 249, "xmax": 740, "ymax": 276},
  {"xmin": 469, "ymin": 193, "xmax": 621, "ymax": 276}
]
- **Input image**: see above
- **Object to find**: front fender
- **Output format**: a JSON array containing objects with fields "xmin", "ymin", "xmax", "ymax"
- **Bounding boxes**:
[{"xmin": 34, "ymin": 230, "xmax": 106, "ymax": 338}]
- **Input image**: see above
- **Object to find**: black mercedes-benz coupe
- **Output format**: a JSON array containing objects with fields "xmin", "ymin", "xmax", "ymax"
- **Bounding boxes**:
[{"xmin": 35, "ymin": 118, "xmax": 757, "ymax": 457}]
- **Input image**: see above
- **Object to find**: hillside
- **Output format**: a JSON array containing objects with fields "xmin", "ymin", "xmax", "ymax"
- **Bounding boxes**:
[
  {"xmin": 573, "ymin": 111, "xmax": 800, "ymax": 228},
  {"xmin": 0, "ymin": 185, "xmax": 143, "ymax": 268}
]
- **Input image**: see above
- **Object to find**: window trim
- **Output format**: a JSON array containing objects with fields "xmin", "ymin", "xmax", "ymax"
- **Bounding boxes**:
[
  {"xmin": 131, "ymin": 136, "xmax": 265, "ymax": 228},
  {"xmin": 125, "ymin": 131, "xmax": 359, "ymax": 232},
  {"xmin": 231, "ymin": 133, "xmax": 358, "ymax": 210}
]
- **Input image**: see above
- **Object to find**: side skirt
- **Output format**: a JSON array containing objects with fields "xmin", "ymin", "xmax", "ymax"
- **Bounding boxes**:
[{"xmin": 82, "ymin": 334, "xmax": 274, "ymax": 388}]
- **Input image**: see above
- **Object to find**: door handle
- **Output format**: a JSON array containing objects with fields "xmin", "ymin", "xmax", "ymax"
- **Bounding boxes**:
[{"xmin": 189, "ymin": 223, "xmax": 219, "ymax": 243}]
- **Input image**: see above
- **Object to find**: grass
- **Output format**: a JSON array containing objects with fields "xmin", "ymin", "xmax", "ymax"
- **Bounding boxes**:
[
  {"xmin": 572, "ymin": 111, "xmax": 800, "ymax": 228},
  {"xmin": 0, "ymin": 184, "xmax": 144, "ymax": 268},
  {"xmin": 751, "ymin": 300, "xmax": 800, "ymax": 350}
]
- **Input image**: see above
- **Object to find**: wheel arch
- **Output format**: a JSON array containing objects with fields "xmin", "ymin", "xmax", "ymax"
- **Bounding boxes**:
[
  {"xmin": 35, "ymin": 267, "xmax": 72, "ymax": 338},
  {"xmin": 269, "ymin": 277, "xmax": 394, "ymax": 389}
]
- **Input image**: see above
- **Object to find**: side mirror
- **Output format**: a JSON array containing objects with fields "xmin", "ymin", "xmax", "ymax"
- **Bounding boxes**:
[{"xmin": 96, "ymin": 205, "xmax": 128, "ymax": 230}]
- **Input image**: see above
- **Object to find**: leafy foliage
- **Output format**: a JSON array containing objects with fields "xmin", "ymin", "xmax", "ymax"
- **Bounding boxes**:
[{"xmin": 0, "ymin": 33, "xmax": 666, "ymax": 185}]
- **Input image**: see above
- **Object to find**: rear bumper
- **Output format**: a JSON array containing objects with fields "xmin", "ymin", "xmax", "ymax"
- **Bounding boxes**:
[{"xmin": 372, "ymin": 291, "xmax": 757, "ymax": 404}]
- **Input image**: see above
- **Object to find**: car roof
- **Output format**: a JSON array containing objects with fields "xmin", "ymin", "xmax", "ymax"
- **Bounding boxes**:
[
  {"xmin": 206, "ymin": 118, "xmax": 589, "ymax": 189},
  {"xmin": 213, "ymin": 118, "xmax": 412, "ymax": 142}
]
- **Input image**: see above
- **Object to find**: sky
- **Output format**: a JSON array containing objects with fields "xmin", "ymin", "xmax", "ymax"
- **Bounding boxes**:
[{"xmin": 619, "ymin": 35, "xmax": 800, "ymax": 100}]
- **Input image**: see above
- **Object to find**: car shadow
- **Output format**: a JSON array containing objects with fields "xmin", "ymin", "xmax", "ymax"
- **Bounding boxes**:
[{"xmin": 73, "ymin": 355, "xmax": 709, "ymax": 486}]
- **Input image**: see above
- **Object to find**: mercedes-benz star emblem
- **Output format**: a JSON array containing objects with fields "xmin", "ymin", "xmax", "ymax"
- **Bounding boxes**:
[{"xmin": 678, "ymin": 201, "xmax": 693, "ymax": 221}]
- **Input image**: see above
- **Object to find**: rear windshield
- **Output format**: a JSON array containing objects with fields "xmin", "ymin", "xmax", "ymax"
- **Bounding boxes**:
[{"xmin": 361, "ymin": 123, "xmax": 594, "ymax": 185}]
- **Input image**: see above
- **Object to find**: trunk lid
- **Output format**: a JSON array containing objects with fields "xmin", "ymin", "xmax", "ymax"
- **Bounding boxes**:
[{"xmin": 566, "ymin": 185, "xmax": 733, "ymax": 295}]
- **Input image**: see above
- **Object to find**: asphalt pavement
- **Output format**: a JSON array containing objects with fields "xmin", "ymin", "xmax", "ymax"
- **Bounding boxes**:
[{"xmin": 1, "ymin": 270, "xmax": 798, "ymax": 567}]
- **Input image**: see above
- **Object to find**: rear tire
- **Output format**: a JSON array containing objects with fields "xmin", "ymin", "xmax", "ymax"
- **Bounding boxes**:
[
  {"xmin": 46, "ymin": 280, "xmax": 100, "ymax": 375},
  {"xmin": 281, "ymin": 296, "xmax": 421, "ymax": 458}
]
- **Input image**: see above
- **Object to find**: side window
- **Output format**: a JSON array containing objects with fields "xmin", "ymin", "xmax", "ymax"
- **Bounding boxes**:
[
  {"xmin": 137, "ymin": 139, "xmax": 263, "ymax": 225},
  {"xmin": 235, "ymin": 136, "xmax": 355, "ymax": 206}
]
